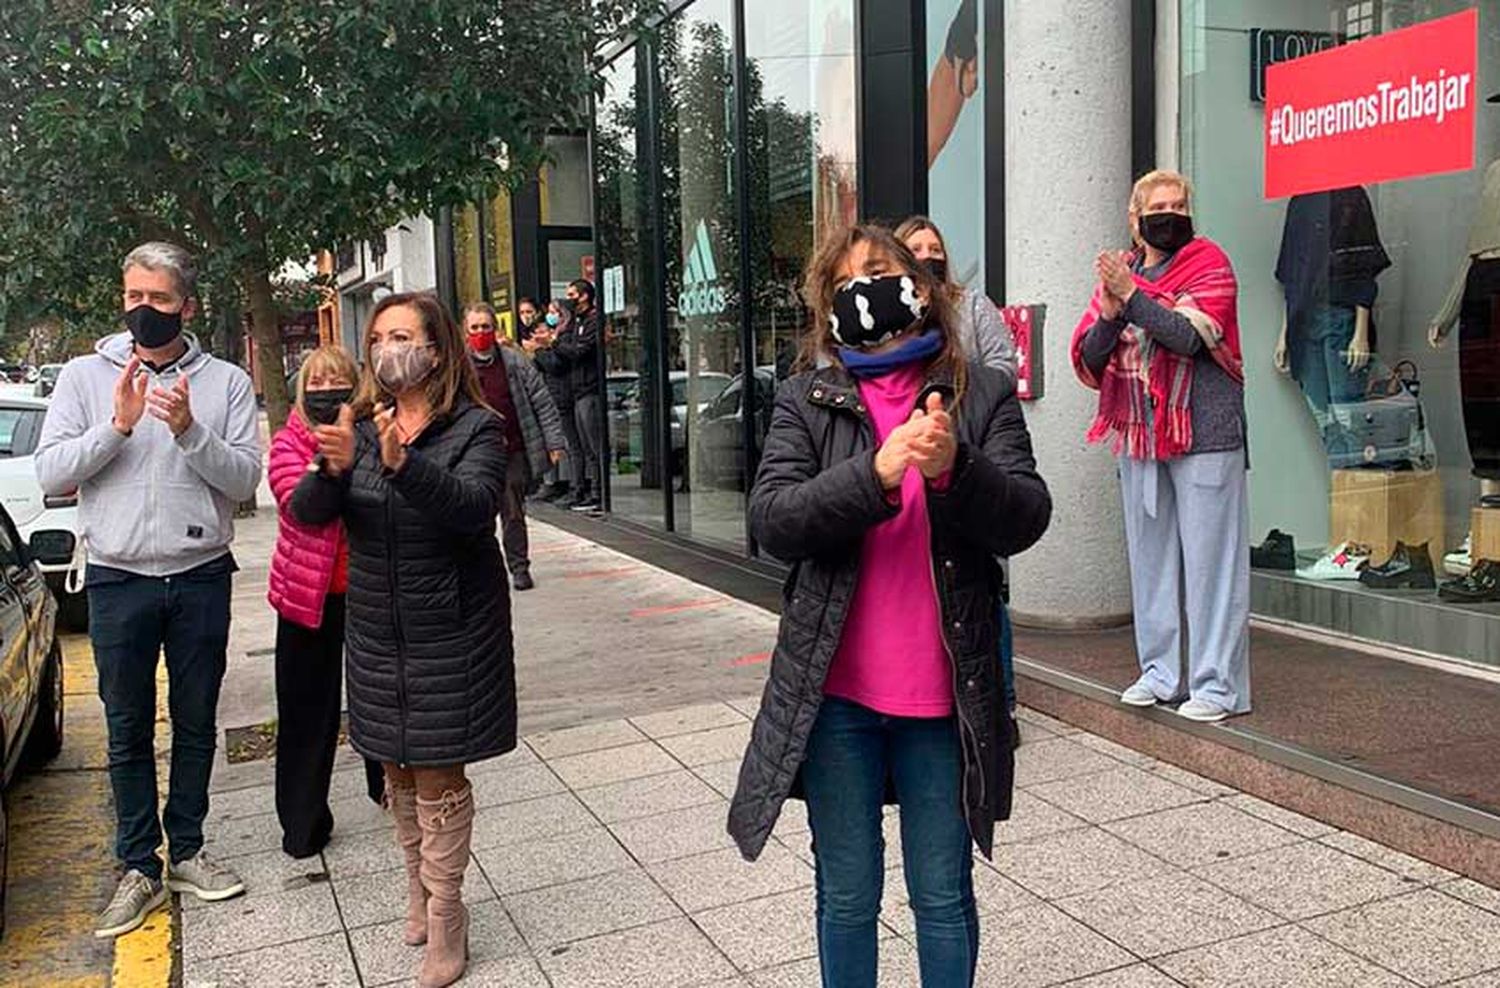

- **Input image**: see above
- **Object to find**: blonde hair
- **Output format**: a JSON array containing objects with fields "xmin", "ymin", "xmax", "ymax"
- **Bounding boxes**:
[
  {"xmin": 1130, "ymin": 169, "xmax": 1193, "ymax": 215},
  {"xmin": 294, "ymin": 345, "xmax": 358, "ymax": 423},
  {"xmin": 892, "ymin": 215, "xmax": 964, "ymax": 302}
]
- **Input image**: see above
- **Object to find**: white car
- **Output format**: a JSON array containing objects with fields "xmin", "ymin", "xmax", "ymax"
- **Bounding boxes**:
[{"xmin": 0, "ymin": 396, "xmax": 86, "ymax": 629}]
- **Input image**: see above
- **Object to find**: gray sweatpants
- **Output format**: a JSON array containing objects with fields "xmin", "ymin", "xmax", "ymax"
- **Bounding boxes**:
[{"xmin": 1118, "ymin": 449, "xmax": 1252, "ymax": 713}]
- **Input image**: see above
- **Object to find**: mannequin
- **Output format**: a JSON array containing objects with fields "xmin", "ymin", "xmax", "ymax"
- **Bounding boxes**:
[{"xmin": 1273, "ymin": 187, "xmax": 1391, "ymax": 425}]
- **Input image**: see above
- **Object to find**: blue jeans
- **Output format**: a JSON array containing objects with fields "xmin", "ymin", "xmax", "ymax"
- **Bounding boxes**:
[
  {"xmin": 1288, "ymin": 304, "xmax": 1368, "ymax": 414},
  {"xmin": 89, "ymin": 556, "xmax": 233, "ymax": 880},
  {"xmin": 801, "ymin": 697, "xmax": 978, "ymax": 988}
]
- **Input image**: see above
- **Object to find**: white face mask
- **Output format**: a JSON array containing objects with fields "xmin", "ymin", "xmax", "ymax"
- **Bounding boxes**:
[{"xmin": 371, "ymin": 341, "xmax": 436, "ymax": 393}]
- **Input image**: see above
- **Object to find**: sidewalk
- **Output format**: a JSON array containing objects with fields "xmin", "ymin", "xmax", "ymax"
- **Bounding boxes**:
[{"xmin": 176, "ymin": 521, "xmax": 1500, "ymax": 988}]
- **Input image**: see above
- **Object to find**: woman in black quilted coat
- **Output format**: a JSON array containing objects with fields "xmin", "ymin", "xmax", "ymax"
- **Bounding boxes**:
[
  {"xmin": 291, "ymin": 292, "xmax": 511, "ymax": 988},
  {"xmin": 727, "ymin": 226, "xmax": 1050, "ymax": 987}
]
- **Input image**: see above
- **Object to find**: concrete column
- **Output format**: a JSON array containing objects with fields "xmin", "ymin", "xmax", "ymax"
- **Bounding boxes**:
[{"xmin": 1004, "ymin": 0, "xmax": 1134, "ymax": 628}]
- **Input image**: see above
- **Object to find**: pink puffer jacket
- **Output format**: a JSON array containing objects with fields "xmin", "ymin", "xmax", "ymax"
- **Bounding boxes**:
[{"xmin": 267, "ymin": 412, "xmax": 343, "ymax": 630}]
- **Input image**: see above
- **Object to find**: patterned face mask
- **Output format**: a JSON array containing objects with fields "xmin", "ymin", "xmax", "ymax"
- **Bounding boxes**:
[
  {"xmin": 371, "ymin": 341, "xmax": 437, "ymax": 394},
  {"xmin": 829, "ymin": 274, "xmax": 928, "ymax": 349}
]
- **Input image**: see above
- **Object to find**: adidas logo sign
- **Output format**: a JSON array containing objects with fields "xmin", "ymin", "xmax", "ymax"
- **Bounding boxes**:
[{"xmin": 679, "ymin": 219, "xmax": 728, "ymax": 318}]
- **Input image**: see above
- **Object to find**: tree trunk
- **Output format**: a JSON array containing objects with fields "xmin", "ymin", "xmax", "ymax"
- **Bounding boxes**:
[{"xmin": 244, "ymin": 263, "xmax": 290, "ymax": 433}]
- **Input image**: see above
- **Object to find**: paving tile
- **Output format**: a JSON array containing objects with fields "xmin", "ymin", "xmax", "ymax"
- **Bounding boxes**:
[
  {"xmin": 182, "ymin": 932, "xmax": 357, "ymax": 987},
  {"xmin": 1060, "ymin": 965, "xmax": 1184, "ymax": 988},
  {"xmin": 335, "ymin": 859, "xmax": 494, "ymax": 930},
  {"xmin": 474, "ymin": 826, "xmax": 635, "ymax": 895},
  {"xmin": 1193, "ymin": 841, "xmax": 1415, "ymax": 921},
  {"xmin": 1317, "ymin": 830, "xmax": 1457, "ymax": 885},
  {"xmin": 350, "ymin": 899, "xmax": 527, "ymax": 986},
  {"xmin": 321, "ymin": 826, "xmax": 408, "ymax": 880},
  {"xmin": 449, "ymin": 954, "xmax": 551, "ymax": 986},
  {"xmin": 973, "ymin": 902, "xmax": 1136, "ymax": 987},
  {"xmin": 726, "ymin": 694, "xmax": 763, "ymax": 719},
  {"xmin": 1013, "ymin": 737, "xmax": 1121, "ymax": 787},
  {"xmin": 468, "ymin": 792, "xmax": 598, "ymax": 851},
  {"xmin": 469, "ymin": 761, "xmax": 568, "ymax": 808},
  {"xmin": 1442, "ymin": 878, "xmax": 1500, "ymax": 916},
  {"xmin": 204, "ymin": 782, "xmax": 278, "ymax": 822},
  {"xmin": 468, "ymin": 743, "xmax": 541, "ymax": 772},
  {"xmin": 772, "ymin": 797, "xmax": 810, "ymax": 838},
  {"xmin": 648, "ymin": 843, "xmax": 812, "ymax": 913},
  {"xmin": 575, "ymin": 769, "xmax": 724, "ymax": 824},
  {"xmin": 547, "ymin": 741, "xmax": 681, "ymax": 789},
  {"xmin": 748, "ymin": 936, "xmax": 920, "ymax": 987},
  {"xmin": 328, "ymin": 764, "xmax": 383, "ymax": 803},
  {"xmin": 1446, "ymin": 973, "xmax": 1500, "ymax": 988},
  {"xmin": 691, "ymin": 758, "xmax": 743, "ymax": 798},
  {"xmin": 993, "ymin": 790, "xmax": 1091, "ymax": 845},
  {"xmin": 629, "ymin": 702, "xmax": 747, "ymax": 739},
  {"xmin": 695, "ymin": 887, "xmax": 833, "ymax": 971},
  {"xmin": 324, "ymin": 789, "xmax": 394, "ymax": 836},
  {"xmin": 610, "ymin": 801, "xmax": 737, "ymax": 864},
  {"xmin": 989, "ymin": 826, "xmax": 1170, "ymax": 901},
  {"xmin": 536, "ymin": 917, "xmax": 737, "ymax": 988},
  {"xmin": 1102, "ymin": 800, "xmax": 1304, "ymax": 869},
  {"xmin": 1055, "ymin": 870, "xmax": 1279, "ymax": 958},
  {"xmin": 1139, "ymin": 760, "xmax": 1238, "ymax": 798},
  {"xmin": 1014, "ymin": 707, "xmax": 1081, "ymax": 735},
  {"xmin": 180, "ymin": 848, "xmax": 329, "ymax": 908},
  {"xmin": 525, "ymin": 719, "xmax": 647, "ymax": 760},
  {"xmin": 1155, "ymin": 924, "xmax": 1410, "ymax": 987},
  {"xmin": 1220, "ymin": 793, "xmax": 1335, "ymax": 838},
  {"xmin": 1028, "ymin": 764, "xmax": 1205, "ymax": 825},
  {"xmin": 882, "ymin": 862, "xmax": 1039, "ymax": 937},
  {"xmin": 202, "ymin": 809, "xmax": 285, "ymax": 859},
  {"xmin": 1304, "ymin": 888, "xmax": 1500, "ymax": 986},
  {"xmin": 505, "ymin": 866, "xmax": 681, "ymax": 948},
  {"xmin": 1073, "ymin": 733, "xmax": 1155, "ymax": 766},
  {"xmin": 657, "ymin": 724, "xmax": 753, "ymax": 767},
  {"xmin": 180, "ymin": 883, "xmax": 341, "ymax": 962}
]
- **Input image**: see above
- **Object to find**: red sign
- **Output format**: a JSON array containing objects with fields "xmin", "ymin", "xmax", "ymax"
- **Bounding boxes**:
[
  {"xmin": 1000, "ymin": 303, "xmax": 1044, "ymax": 401},
  {"xmin": 1263, "ymin": 9, "xmax": 1477, "ymax": 199}
]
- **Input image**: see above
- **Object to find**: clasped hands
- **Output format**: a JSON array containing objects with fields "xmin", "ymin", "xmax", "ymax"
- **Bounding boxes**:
[
  {"xmin": 874, "ymin": 392, "xmax": 957, "ymax": 491},
  {"xmin": 1095, "ymin": 250, "xmax": 1136, "ymax": 321}
]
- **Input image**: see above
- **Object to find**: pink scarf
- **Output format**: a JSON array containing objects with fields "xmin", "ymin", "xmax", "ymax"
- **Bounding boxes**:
[{"xmin": 1069, "ymin": 236, "xmax": 1243, "ymax": 460}]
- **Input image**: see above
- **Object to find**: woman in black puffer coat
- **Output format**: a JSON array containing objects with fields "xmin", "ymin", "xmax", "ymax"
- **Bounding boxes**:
[
  {"xmin": 291, "ymin": 292, "xmax": 510, "ymax": 988},
  {"xmin": 727, "ymin": 226, "xmax": 1050, "ymax": 987}
]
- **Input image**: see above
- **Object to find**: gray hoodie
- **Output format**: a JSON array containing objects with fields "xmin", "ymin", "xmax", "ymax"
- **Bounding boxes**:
[{"xmin": 35, "ymin": 332, "xmax": 262, "ymax": 577}]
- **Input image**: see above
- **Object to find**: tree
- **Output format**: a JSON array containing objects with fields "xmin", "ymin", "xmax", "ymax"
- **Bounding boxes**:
[{"xmin": 0, "ymin": 0, "xmax": 653, "ymax": 429}]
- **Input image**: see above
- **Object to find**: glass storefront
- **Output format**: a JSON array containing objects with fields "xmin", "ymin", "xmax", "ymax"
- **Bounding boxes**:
[
  {"xmin": 1180, "ymin": 1, "xmax": 1500, "ymax": 661},
  {"xmin": 484, "ymin": 190, "xmax": 516, "ymax": 339}
]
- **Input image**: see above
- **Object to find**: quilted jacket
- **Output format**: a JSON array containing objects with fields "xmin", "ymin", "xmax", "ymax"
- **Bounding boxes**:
[
  {"xmin": 727, "ymin": 360, "xmax": 1051, "ymax": 860},
  {"xmin": 289, "ymin": 399, "xmax": 516, "ymax": 767},
  {"xmin": 267, "ymin": 411, "xmax": 344, "ymax": 630}
]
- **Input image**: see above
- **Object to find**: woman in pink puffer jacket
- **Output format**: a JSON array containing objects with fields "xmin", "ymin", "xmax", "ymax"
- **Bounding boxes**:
[{"xmin": 267, "ymin": 345, "xmax": 367, "ymax": 858}]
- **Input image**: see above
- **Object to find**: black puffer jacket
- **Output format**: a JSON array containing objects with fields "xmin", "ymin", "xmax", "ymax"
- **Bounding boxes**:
[
  {"xmin": 290, "ymin": 399, "xmax": 516, "ymax": 766},
  {"xmin": 728, "ymin": 362, "xmax": 1051, "ymax": 860}
]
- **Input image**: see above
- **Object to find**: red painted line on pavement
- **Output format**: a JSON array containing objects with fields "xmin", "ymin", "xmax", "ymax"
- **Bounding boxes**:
[
  {"xmin": 731, "ymin": 651, "xmax": 772, "ymax": 667},
  {"xmin": 563, "ymin": 566, "xmax": 644, "ymax": 580},
  {"xmin": 630, "ymin": 598, "xmax": 727, "ymax": 619}
]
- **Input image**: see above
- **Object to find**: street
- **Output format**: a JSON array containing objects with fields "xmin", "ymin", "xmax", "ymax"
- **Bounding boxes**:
[{"xmin": 3, "ymin": 508, "xmax": 1500, "ymax": 987}]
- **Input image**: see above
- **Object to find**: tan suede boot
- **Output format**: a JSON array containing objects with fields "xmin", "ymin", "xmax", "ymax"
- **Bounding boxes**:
[
  {"xmin": 387, "ymin": 782, "xmax": 428, "ymax": 947},
  {"xmin": 416, "ymin": 784, "xmax": 473, "ymax": 988}
]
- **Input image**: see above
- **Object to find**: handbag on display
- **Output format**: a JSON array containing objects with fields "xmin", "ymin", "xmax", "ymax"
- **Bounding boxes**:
[{"xmin": 1323, "ymin": 360, "xmax": 1429, "ymax": 470}]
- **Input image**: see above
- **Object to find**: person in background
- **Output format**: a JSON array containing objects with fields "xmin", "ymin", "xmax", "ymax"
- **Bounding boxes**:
[
  {"xmin": 36, "ymin": 241, "xmax": 261, "ymax": 937},
  {"xmin": 526, "ymin": 299, "xmax": 579, "ymax": 503},
  {"xmin": 896, "ymin": 216, "xmax": 1016, "ymax": 383},
  {"xmin": 555, "ymin": 279, "xmax": 604, "ymax": 513},
  {"xmin": 516, "ymin": 296, "xmax": 542, "ymax": 343},
  {"xmin": 1070, "ymin": 169, "xmax": 1251, "ymax": 723},
  {"xmin": 729, "ymin": 225, "xmax": 1051, "ymax": 986},
  {"xmin": 464, "ymin": 301, "xmax": 567, "ymax": 590},
  {"xmin": 291, "ymin": 292, "xmax": 514, "ymax": 988},
  {"xmin": 266, "ymin": 344, "xmax": 384, "ymax": 857}
]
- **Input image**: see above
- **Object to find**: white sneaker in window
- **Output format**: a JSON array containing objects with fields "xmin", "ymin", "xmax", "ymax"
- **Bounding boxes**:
[
  {"xmin": 1444, "ymin": 535, "xmax": 1472, "ymax": 577},
  {"xmin": 1296, "ymin": 542, "xmax": 1372, "ymax": 581}
]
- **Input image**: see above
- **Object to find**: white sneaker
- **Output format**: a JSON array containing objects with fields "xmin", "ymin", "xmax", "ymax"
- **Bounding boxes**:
[
  {"xmin": 1296, "ymin": 542, "xmax": 1372, "ymax": 581},
  {"xmin": 1120, "ymin": 679, "xmax": 1162, "ymax": 707},
  {"xmin": 1177, "ymin": 698, "xmax": 1230, "ymax": 723},
  {"xmin": 1444, "ymin": 535, "xmax": 1472, "ymax": 577}
]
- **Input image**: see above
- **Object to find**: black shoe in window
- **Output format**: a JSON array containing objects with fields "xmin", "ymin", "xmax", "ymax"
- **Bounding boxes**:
[
  {"xmin": 1251, "ymin": 529, "xmax": 1297, "ymax": 570},
  {"xmin": 1439, "ymin": 559, "xmax": 1500, "ymax": 603},
  {"xmin": 1359, "ymin": 541, "xmax": 1437, "ymax": 590}
]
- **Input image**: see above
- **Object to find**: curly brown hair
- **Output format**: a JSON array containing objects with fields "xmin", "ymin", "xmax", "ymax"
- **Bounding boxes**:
[
  {"xmin": 353, "ymin": 292, "xmax": 488, "ymax": 419},
  {"xmin": 797, "ymin": 224, "xmax": 967, "ymax": 399}
]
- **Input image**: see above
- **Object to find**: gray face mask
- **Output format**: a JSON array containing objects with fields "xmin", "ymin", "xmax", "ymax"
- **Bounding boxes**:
[{"xmin": 371, "ymin": 341, "xmax": 436, "ymax": 394}]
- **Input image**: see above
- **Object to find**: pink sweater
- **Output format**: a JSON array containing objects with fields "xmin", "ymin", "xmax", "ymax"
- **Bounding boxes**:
[
  {"xmin": 823, "ymin": 364, "xmax": 953, "ymax": 717},
  {"xmin": 267, "ymin": 412, "xmax": 345, "ymax": 630}
]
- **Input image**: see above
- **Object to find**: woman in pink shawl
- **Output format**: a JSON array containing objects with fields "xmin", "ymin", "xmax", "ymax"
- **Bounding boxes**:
[{"xmin": 1070, "ymin": 170, "xmax": 1251, "ymax": 722}]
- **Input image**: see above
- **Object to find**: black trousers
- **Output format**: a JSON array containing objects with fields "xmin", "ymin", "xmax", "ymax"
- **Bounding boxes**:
[
  {"xmin": 500, "ymin": 452, "xmax": 531, "ymax": 574},
  {"xmin": 275, "ymin": 594, "xmax": 348, "ymax": 858},
  {"xmin": 1461, "ymin": 258, "xmax": 1500, "ymax": 480}
]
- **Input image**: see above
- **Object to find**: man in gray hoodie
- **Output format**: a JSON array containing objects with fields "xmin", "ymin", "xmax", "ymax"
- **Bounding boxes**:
[{"xmin": 36, "ymin": 242, "xmax": 262, "ymax": 938}]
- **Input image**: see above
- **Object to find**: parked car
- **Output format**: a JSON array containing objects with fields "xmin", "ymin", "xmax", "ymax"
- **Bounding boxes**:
[
  {"xmin": 606, "ymin": 370, "xmax": 732, "ymax": 473},
  {"xmin": 0, "ymin": 397, "xmax": 86, "ymax": 629},
  {"xmin": 694, "ymin": 367, "xmax": 779, "ymax": 490},
  {"xmin": 33, "ymin": 365, "xmax": 63, "ymax": 399},
  {"xmin": 0, "ymin": 504, "xmax": 66, "ymax": 938}
]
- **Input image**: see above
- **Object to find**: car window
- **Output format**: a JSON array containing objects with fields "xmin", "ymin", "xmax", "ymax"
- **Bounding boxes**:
[
  {"xmin": 0, "ymin": 408, "xmax": 44, "ymax": 457},
  {"xmin": 707, "ymin": 380, "xmax": 742, "ymax": 418}
]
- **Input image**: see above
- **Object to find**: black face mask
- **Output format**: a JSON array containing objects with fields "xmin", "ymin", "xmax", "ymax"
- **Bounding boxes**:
[
  {"xmin": 921, "ymin": 257, "xmax": 949, "ymax": 284},
  {"xmin": 829, "ymin": 274, "xmax": 928, "ymax": 349},
  {"xmin": 1139, "ymin": 212, "xmax": 1195, "ymax": 253},
  {"xmin": 303, "ymin": 387, "xmax": 353, "ymax": 426},
  {"xmin": 124, "ymin": 303, "xmax": 184, "ymax": 349}
]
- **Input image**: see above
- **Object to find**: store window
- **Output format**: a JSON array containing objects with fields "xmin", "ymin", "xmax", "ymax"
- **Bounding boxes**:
[
  {"xmin": 485, "ymin": 190, "xmax": 516, "ymax": 339},
  {"xmin": 1181, "ymin": 2, "xmax": 1500, "ymax": 661},
  {"xmin": 453, "ymin": 202, "xmax": 484, "ymax": 312},
  {"xmin": 660, "ymin": 0, "xmax": 744, "ymax": 550},
  {"xmin": 540, "ymin": 135, "xmax": 593, "ymax": 228}
]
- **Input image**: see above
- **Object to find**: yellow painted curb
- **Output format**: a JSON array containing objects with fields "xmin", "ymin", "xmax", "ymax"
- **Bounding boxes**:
[{"xmin": 110, "ymin": 904, "xmax": 173, "ymax": 988}]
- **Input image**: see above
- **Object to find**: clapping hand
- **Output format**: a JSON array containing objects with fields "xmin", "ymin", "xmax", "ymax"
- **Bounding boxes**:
[
  {"xmin": 314, "ymin": 404, "xmax": 356, "ymax": 476},
  {"xmin": 147, "ymin": 374, "xmax": 194, "ymax": 437},
  {"xmin": 373, "ymin": 402, "xmax": 407, "ymax": 472},
  {"xmin": 113, "ymin": 356, "xmax": 149, "ymax": 435},
  {"xmin": 1095, "ymin": 251, "xmax": 1136, "ymax": 318},
  {"xmin": 874, "ymin": 392, "xmax": 957, "ymax": 490}
]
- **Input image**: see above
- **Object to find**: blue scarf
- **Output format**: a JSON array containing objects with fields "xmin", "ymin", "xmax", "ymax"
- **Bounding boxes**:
[{"xmin": 838, "ymin": 329, "xmax": 943, "ymax": 379}]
